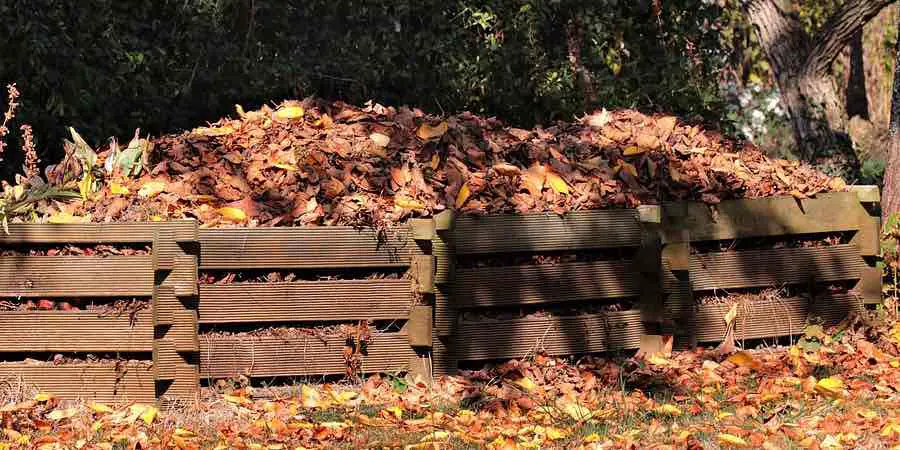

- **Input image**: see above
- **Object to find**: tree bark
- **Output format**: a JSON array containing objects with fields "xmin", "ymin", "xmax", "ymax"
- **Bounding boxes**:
[
  {"xmin": 743, "ymin": 0, "xmax": 894, "ymax": 173},
  {"xmin": 882, "ymin": 26, "xmax": 900, "ymax": 221}
]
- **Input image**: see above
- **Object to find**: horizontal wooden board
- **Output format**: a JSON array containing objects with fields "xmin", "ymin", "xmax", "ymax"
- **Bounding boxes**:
[
  {"xmin": 0, "ymin": 220, "xmax": 196, "ymax": 244},
  {"xmin": 0, "ymin": 256, "xmax": 154, "ymax": 297},
  {"xmin": 452, "ymin": 210, "xmax": 643, "ymax": 255},
  {"xmin": 453, "ymin": 260, "xmax": 643, "ymax": 308},
  {"xmin": 688, "ymin": 294, "xmax": 860, "ymax": 343},
  {"xmin": 197, "ymin": 280, "xmax": 412, "ymax": 324},
  {"xmin": 689, "ymin": 245, "xmax": 865, "ymax": 291},
  {"xmin": 452, "ymin": 310, "xmax": 643, "ymax": 360},
  {"xmin": 0, "ymin": 364, "xmax": 155, "ymax": 403},
  {"xmin": 0, "ymin": 312, "xmax": 153, "ymax": 352},
  {"xmin": 664, "ymin": 192, "xmax": 867, "ymax": 242},
  {"xmin": 200, "ymin": 332, "xmax": 414, "ymax": 378},
  {"xmin": 198, "ymin": 226, "xmax": 420, "ymax": 269}
]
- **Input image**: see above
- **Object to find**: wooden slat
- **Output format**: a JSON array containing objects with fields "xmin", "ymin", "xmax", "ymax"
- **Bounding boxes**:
[
  {"xmin": 0, "ymin": 221, "xmax": 196, "ymax": 244},
  {"xmin": 453, "ymin": 310, "xmax": 643, "ymax": 361},
  {"xmin": 198, "ymin": 227, "xmax": 419, "ymax": 269},
  {"xmin": 198, "ymin": 280, "xmax": 412, "ymax": 324},
  {"xmin": 0, "ymin": 364, "xmax": 155, "ymax": 403},
  {"xmin": 664, "ymin": 192, "xmax": 867, "ymax": 242},
  {"xmin": 689, "ymin": 245, "xmax": 865, "ymax": 291},
  {"xmin": 452, "ymin": 210, "xmax": 642, "ymax": 255},
  {"xmin": 200, "ymin": 332, "xmax": 413, "ymax": 378},
  {"xmin": 453, "ymin": 260, "xmax": 641, "ymax": 308},
  {"xmin": 0, "ymin": 256, "xmax": 154, "ymax": 297},
  {"xmin": 0, "ymin": 312, "xmax": 152, "ymax": 352},
  {"xmin": 687, "ymin": 294, "xmax": 861, "ymax": 343}
]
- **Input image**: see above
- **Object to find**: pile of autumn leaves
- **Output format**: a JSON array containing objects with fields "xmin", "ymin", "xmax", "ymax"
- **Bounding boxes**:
[
  {"xmin": 3, "ymin": 316, "xmax": 900, "ymax": 448},
  {"xmin": 17, "ymin": 99, "xmax": 845, "ymax": 227}
]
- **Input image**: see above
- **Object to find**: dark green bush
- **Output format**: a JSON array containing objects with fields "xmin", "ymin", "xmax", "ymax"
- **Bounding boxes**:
[{"xmin": 0, "ymin": 0, "xmax": 726, "ymax": 177}]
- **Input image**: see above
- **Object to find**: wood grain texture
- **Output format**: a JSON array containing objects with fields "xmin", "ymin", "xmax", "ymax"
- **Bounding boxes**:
[
  {"xmin": 452, "ymin": 210, "xmax": 642, "ymax": 255},
  {"xmin": 0, "ymin": 364, "xmax": 155, "ymax": 403},
  {"xmin": 0, "ymin": 312, "xmax": 152, "ymax": 352},
  {"xmin": 200, "ymin": 332, "xmax": 414, "ymax": 378},
  {"xmin": 689, "ymin": 244, "xmax": 865, "ymax": 291},
  {"xmin": 198, "ymin": 227, "xmax": 420, "ymax": 269},
  {"xmin": 0, "ymin": 256, "xmax": 154, "ymax": 297},
  {"xmin": 197, "ymin": 280, "xmax": 412, "ymax": 324}
]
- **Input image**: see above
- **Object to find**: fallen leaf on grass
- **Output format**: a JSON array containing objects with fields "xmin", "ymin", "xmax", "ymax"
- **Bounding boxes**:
[
  {"xmin": 815, "ymin": 377, "xmax": 846, "ymax": 397},
  {"xmin": 274, "ymin": 106, "xmax": 305, "ymax": 120},
  {"xmin": 717, "ymin": 433, "xmax": 750, "ymax": 448},
  {"xmin": 654, "ymin": 404, "xmax": 683, "ymax": 416}
]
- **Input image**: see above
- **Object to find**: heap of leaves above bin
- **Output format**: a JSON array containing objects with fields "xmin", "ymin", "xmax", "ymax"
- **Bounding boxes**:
[{"xmin": 15, "ymin": 99, "xmax": 845, "ymax": 227}]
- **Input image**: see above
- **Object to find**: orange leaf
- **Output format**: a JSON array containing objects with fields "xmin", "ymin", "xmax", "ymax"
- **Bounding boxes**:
[
  {"xmin": 416, "ymin": 121, "xmax": 448, "ymax": 140},
  {"xmin": 623, "ymin": 146, "xmax": 646, "ymax": 156}
]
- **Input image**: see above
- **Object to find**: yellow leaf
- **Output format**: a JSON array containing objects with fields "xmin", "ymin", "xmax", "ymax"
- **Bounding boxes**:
[
  {"xmin": 383, "ymin": 406, "xmax": 404, "ymax": 420},
  {"xmin": 329, "ymin": 390, "xmax": 358, "ymax": 405},
  {"xmin": 882, "ymin": 421, "xmax": 900, "ymax": 437},
  {"xmin": 274, "ymin": 106, "xmax": 305, "ymax": 120},
  {"xmin": 173, "ymin": 428, "xmax": 196, "ymax": 438},
  {"xmin": 78, "ymin": 171, "xmax": 93, "ymax": 200},
  {"xmin": 301, "ymin": 385, "xmax": 321, "ymax": 409},
  {"xmin": 272, "ymin": 162, "xmax": 298, "ymax": 171},
  {"xmin": 562, "ymin": 403, "xmax": 593, "ymax": 421},
  {"xmin": 724, "ymin": 303, "xmax": 738, "ymax": 325},
  {"xmin": 192, "ymin": 126, "xmax": 234, "ymax": 137},
  {"xmin": 623, "ymin": 146, "xmax": 646, "ymax": 156},
  {"xmin": 727, "ymin": 351, "xmax": 758, "ymax": 369},
  {"xmin": 138, "ymin": 181, "xmax": 166, "ymax": 198},
  {"xmin": 545, "ymin": 427, "xmax": 567, "ymax": 440},
  {"xmin": 48, "ymin": 211, "xmax": 88, "ymax": 224},
  {"xmin": 512, "ymin": 377, "xmax": 537, "ymax": 392},
  {"xmin": 416, "ymin": 121, "xmax": 448, "ymax": 140},
  {"xmin": 790, "ymin": 190, "xmax": 807, "ymax": 200},
  {"xmin": 369, "ymin": 133, "xmax": 391, "ymax": 148},
  {"xmin": 313, "ymin": 114, "xmax": 334, "ymax": 129},
  {"xmin": 109, "ymin": 182, "xmax": 130, "ymax": 196},
  {"xmin": 46, "ymin": 408, "xmax": 78, "ymax": 421},
  {"xmin": 139, "ymin": 405, "xmax": 158, "ymax": 424},
  {"xmin": 89, "ymin": 402, "xmax": 114, "ymax": 414},
  {"xmin": 654, "ymin": 404, "xmax": 683, "ymax": 416},
  {"xmin": 583, "ymin": 433, "xmax": 601, "ymax": 443},
  {"xmin": 419, "ymin": 431, "xmax": 450, "ymax": 443},
  {"xmin": 395, "ymin": 195, "xmax": 426, "ymax": 210},
  {"xmin": 455, "ymin": 183, "xmax": 471, "ymax": 209},
  {"xmin": 149, "ymin": 215, "xmax": 163, "ymax": 222},
  {"xmin": 546, "ymin": 170, "xmax": 569, "ymax": 195},
  {"xmin": 217, "ymin": 207, "xmax": 248, "ymax": 222},
  {"xmin": 857, "ymin": 409, "xmax": 878, "ymax": 419},
  {"xmin": 34, "ymin": 393, "xmax": 54, "ymax": 402},
  {"xmin": 815, "ymin": 377, "xmax": 846, "ymax": 397},
  {"xmin": 717, "ymin": 433, "xmax": 750, "ymax": 448},
  {"xmin": 430, "ymin": 153, "xmax": 441, "ymax": 170},
  {"xmin": 646, "ymin": 354, "xmax": 673, "ymax": 366},
  {"xmin": 716, "ymin": 412, "xmax": 734, "ymax": 420},
  {"xmin": 614, "ymin": 161, "xmax": 638, "ymax": 177},
  {"xmin": 224, "ymin": 394, "xmax": 251, "ymax": 406}
]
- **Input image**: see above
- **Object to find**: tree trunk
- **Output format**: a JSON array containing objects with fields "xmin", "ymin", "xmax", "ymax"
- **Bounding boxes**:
[
  {"xmin": 882, "ymin": 26, "xmax": 900, "ymax": 221},
  {"xmin": 743, "ymin": 0, "xmax": 895, "ymax": 175},
  {"xmin": 846, "ymin": 30, "xmax": 870, "ymax": 119}
]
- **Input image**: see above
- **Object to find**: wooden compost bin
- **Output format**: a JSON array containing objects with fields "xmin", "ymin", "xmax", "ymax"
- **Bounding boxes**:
[
  {"xmin": 661, "ymin": 190, "xmax": 882, "ymax": 347},
  {"xmin": 431, "ymin": 208, "xmax": 668, "ymax": 374},
  {"xmin": 196, "ymin": 223, "xmax": 435, "ymax": 385},
  {"xmin": 0, "ymin": 221, "xmax": 197, "ymax": 404}
]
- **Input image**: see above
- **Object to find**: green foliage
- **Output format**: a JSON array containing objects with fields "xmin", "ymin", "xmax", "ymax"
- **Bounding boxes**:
[
  {"xmin": 861, "ymin": 159, "xmax": 886, "ymax": 185},
  {"xmin": 0, "ymin": 0, "xmax": 728, "ymax": 174}
]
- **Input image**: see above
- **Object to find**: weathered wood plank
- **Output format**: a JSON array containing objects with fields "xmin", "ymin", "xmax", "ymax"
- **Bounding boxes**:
[
  {"xmin": 689, "ymin": 245, "xmax": 865, "ymax": 291},
  {"xmin": 453, "ymin": 260, "xmax": 642, "ymax": 308},
  {"xmin": 452, "ymin": 310, "xmax": 643, "ymax": 361},
  {"xmin": 0, "ymin": 364, "xmax": 155, "ymax": 403},
  {"xmin": 198, "ymin": 227, "xmax": 420, "ymax": 269},
  {"xmin": 452, "ymin": 210, "xmax": 642, "ymax": 255},
  {"xmin": 664, "ymin": 192, "xmax": 869, "ymax": 242},
  {"xmin": 200, "ymin": 332, "xmax": 413, "ymax": 378},
  {"xmin": 0, "ymin": 221, "xmax": 196, "ymax": 244},
  {"xmin": 0, "ymin": 312, "xmax": 152, "ymax": 352},
  {"xmin": 0, "ymin": 256, "xmax": 154, "ymax": 297},
  {"xmin": 197, "ymin": 280, "xmax": 412, "ymax": 324}
]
